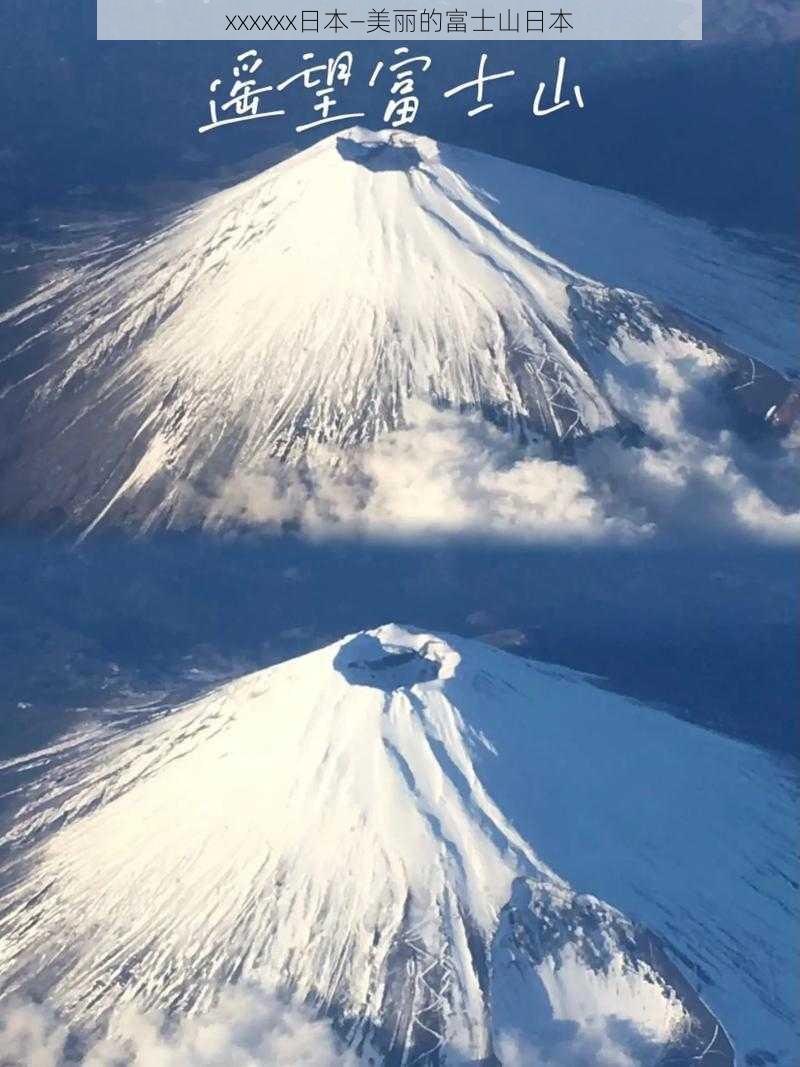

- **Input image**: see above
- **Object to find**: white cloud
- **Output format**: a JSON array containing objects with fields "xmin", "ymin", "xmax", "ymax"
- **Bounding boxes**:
[
  {"xmin": 200, "ymin": 402, "xmax": 640, "ymax": 543},
  {"xmin": 0, "ymin": 999, "xmax": 67, "ymax": 1067},
  {"xmin": 0, "ymin": 997, "xmax": 678, "ymax": 1067},
  {"xmin": 495, "ymin": 1019, "xmax": 663, "ymax": 1067},
  {"xmin": 0, "ymin": 987, "xmax": 358, "ymax": 1067},
  {"xmin": 198, "ymin": 383, "xmax": 800, "ymax": 546}
]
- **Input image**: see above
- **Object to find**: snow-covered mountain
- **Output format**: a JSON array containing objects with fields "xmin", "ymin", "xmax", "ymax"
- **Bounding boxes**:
[
  {"xmin": 0, "ymin": 127, "xmax": 793, "ymax": 533},
  {"xmin": 0, "ymin": 625, "xmax": 796, "ymax": 1064}
]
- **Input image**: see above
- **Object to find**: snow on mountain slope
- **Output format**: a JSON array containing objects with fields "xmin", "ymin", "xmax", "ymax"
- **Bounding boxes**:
[
  {"xmin": 431, "ymin": 140, "xmax": 798, "ymax": 378},
  {"xmin": 0, "ymin": 626, "xmax": 796, "ymax": 1064},
  {"xmin": 0, "ymin": 127, "xmax": 789, "ymax": 533}
]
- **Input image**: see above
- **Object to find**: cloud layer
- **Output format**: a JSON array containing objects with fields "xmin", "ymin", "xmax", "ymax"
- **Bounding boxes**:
[
  {"xmin": 197, "ymin": 364, "xmax": 800, "ymax": 546},
  {"xmin": 0, "ymin": 995, "xmax": 673, "ymax": 1067},
  {"xmin": 496, "ymin": 1020, "xmax": 662, "ymax": 1067},
  {"xmin": 0, "ymin": 987, "xmax": 358, "ymax": 1067}
]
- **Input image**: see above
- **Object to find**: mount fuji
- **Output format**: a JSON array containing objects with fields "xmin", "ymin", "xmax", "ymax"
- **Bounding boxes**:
[
  {"xmin": 0, "ymin": 625, "xmax": 796, "ymax": 1064},
  {"xmin": 0, "ymin": 127, "xmax": 794, "ymax": 533}
]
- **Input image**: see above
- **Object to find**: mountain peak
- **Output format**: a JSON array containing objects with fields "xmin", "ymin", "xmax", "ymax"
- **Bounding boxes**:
[
  {"xmin": 334, "ymin": 628, "xmax": 449, "ymax": 689},
  {"xmin": 0, "ymin": 128, "xmax": 792, "ymax": 533},
  {"xmin": 333, "ymin": 125, "xmax": 439, "ymax": 165},
  {"xmin": 1, "ymin": 625, "xmax": 794, "ymax": 1063}
]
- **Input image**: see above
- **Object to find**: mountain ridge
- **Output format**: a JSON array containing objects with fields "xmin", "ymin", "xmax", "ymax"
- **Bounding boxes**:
[
  {"xmin": 0, "ymin": 127, "xmax": 794, "ymax": 535},
  {"xmin": 0, "ymin": 624, "xmax": 795, "ymax": 1064}
]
